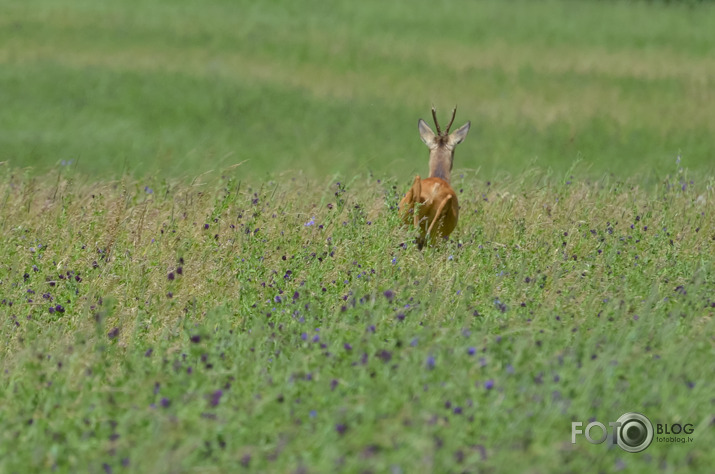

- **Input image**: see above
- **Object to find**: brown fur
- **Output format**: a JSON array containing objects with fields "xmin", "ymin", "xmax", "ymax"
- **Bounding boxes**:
[
  {"xmin": 399, "ymin": 107, "xmax": 470, "ymax": 249},
  {"xmin": 399, "ymin": 177, "xmax": 458, "ymax": 249}
]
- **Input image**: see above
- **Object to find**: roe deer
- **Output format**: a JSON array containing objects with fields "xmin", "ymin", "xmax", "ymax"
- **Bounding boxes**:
[{"xmin": 399, "ymin": 106, "xmax": 470, "ymax": 249}]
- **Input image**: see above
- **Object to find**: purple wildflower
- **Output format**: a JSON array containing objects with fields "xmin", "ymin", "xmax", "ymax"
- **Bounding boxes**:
[
  {"xmin": 210, "ymin": 390, "xmax": 223, "ymax": 407},
  {"xmin": 377, "ymin": 350, "xmax": 392, "ymax": 362},
  {"xmin": 484, "ymin": 379, "xmax": 494, "ymax": 390}
]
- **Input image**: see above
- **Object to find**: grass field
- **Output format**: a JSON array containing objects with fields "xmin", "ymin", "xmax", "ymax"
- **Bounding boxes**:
[
  {"xmin": 1, "ymin": 166, "xmax": 713, "ymax": 473},
  {"xmin": 1, "ymin": 0, "xmax": 714, "ymax": 473},
  {"xmin": 2, "ymin": 0, "xmax": 715, "ymax": 179}
]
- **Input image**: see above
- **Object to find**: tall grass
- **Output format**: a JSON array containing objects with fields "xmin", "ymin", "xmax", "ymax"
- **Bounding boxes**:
[
  {"xmin": 2, "ymin": 0, "xmax": 714, "ymax": 472},
  {"xmin": 0, "ymin": 163, "xmax": 712, "ymax": 472}
]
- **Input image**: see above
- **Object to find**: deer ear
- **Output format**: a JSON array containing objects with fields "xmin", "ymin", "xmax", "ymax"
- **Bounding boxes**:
[
  {"xmin": 448, "ymin": 122, "xmax": 470, "ymax": 146},
  {"xmin": 418, "ymin": 119, "xmax": 438, "ymax": 149}
]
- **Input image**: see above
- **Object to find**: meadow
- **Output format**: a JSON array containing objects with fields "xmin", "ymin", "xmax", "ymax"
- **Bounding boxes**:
[
  {"xmin": 1, "ymin": 0, "xmax": 715, "ymax": 179},
  {"xmin": 1, "ymin": 0, "xmax": 714, "ymax": 473}
]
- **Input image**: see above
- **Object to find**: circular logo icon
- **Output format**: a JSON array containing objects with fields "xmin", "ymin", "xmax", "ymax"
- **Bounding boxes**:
[{"xmin": 616, "ymin": 412, "xmax": 654, "ymax": 453}]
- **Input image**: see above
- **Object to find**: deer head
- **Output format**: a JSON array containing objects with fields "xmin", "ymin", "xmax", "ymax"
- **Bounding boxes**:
[{"xmin": 417, "ymin": 106, "xmax": 470, "ymax": 184}]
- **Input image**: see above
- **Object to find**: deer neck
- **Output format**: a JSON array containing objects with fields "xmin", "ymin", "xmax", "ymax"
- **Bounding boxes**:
[{"xmin": 428, "ymin": 148, "xmax": 453, "ymax": 184}]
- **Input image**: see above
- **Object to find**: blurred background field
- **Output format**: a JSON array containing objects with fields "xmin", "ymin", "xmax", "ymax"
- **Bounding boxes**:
[{"xmin": 1, "ymin": 0, "xmax": 714, "ymax": 181}]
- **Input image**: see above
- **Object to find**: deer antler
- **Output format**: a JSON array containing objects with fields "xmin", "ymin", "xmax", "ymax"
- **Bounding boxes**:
[
  {"xmin": 431, "ymin": 106, "xmax": 442, "ymax": 136},
  {"xmin": 444, "ymin": 106, "xmax": 457, "ymax": 134},
  {"xmin": 431, "ymin": 106, "xmax": 458, "ymax": 136}
]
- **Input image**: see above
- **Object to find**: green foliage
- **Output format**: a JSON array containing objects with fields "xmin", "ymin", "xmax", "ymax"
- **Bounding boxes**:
[{"xmin": 0, "ymin": 164, "xmax": 712, "ymax": 472}]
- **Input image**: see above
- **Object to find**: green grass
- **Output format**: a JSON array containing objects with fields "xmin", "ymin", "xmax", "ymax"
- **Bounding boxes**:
[
  {"xmin": 0, "ymin": 164, "xmax": 713, "ymax": 472},
  {"xmin": 1, "ymin": 0, "xmax": 715, "ymax": 179},
  {"xmin": 1, "ymin": 0, "xmax": 715, "ymax": 472}
]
